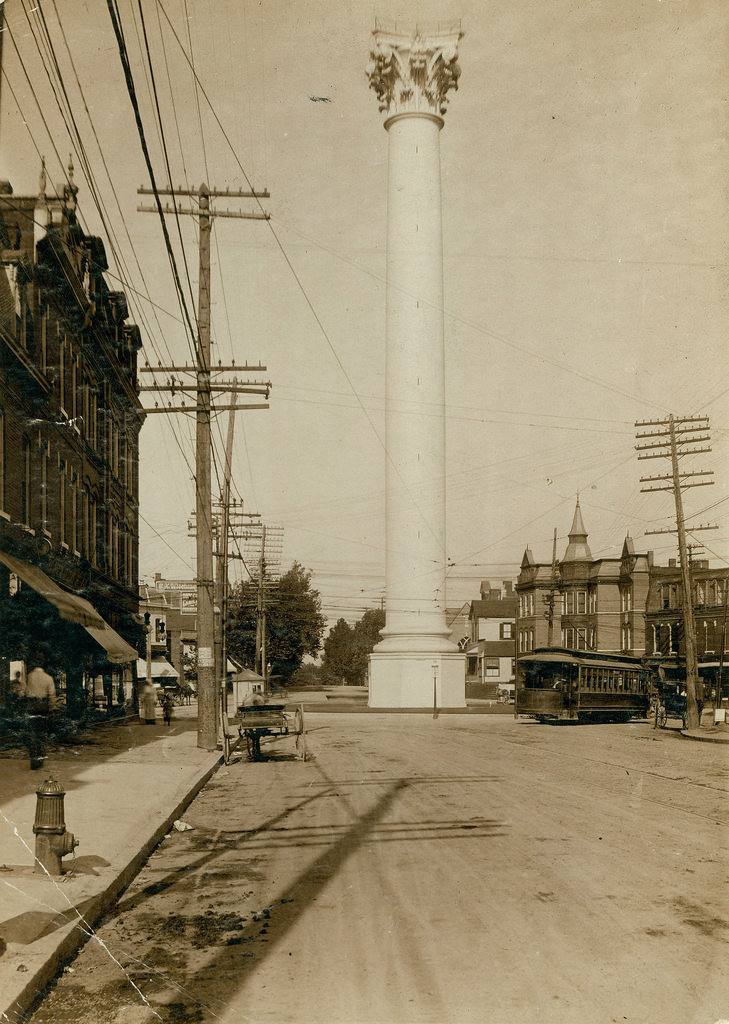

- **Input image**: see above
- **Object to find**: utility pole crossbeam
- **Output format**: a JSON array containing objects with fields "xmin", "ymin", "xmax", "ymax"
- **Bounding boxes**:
[
  {"xmin": 635, "ymin": 415, "xmax": 715, "ymax": 730},
  {"xmin": 138, "ymin": 182, "xmax": 270, "ymax": 750}
]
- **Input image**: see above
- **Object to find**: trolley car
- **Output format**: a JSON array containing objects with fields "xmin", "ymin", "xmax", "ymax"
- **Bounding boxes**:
[{"xmin": 516, "ymin": 648, "xmax": 650, "ymax": 723}]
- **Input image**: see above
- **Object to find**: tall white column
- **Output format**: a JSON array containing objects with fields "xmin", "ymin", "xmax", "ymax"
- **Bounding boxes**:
[{"xmin": 366, "ymin": 25, "xmax": 465, "ymax": 708}]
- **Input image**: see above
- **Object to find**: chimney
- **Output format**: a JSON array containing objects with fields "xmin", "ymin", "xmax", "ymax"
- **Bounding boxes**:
[
  {"xmin": 503, "ymin": 581, "xmax": 513, "ymax": 595},
  {"xmin": 668, "ymin": 559, "xmax": 676, "ymax": 568}
]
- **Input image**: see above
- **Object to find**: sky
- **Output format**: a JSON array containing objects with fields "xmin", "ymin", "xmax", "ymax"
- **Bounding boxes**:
[{"xmin": 1, "ymin": 0, "xmax": 727, "ymax": 629}]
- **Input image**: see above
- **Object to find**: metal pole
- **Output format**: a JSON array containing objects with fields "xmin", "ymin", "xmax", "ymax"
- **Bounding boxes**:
[
  {"xmin": 196, "ymin": 185, "xmax": 216, "ymax": 749},
  {"xmin": 146, "ymin": 622, "xmax": 152, "ymax": 684}
]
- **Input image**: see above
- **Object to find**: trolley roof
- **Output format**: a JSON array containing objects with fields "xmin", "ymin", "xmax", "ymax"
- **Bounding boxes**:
[{"xmin": 519, "ymin": 648, "xmax": 643, "ymax": 669}]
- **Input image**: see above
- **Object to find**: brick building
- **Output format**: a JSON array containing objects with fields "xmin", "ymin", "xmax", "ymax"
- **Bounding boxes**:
[
  {"xmin": 0, "ymin": 170, "xmax": 144, "ymax": 714},
  {"xmin": 516, "ymin": 499, "xmax": 650, "ymax": 659},
  {"xmin": 644, "ymin": 559, "xmax": 729, "ymax": 697},
  {"xmin": 515, "ymin": 499, "xmax": 728, "ymax": 696}
]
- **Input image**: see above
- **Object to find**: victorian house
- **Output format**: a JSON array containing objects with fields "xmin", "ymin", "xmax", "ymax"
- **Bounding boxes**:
[
  {"xmin": 464, "ymin": 581, "xmax": 518, "ymax": 697},
  {"xmin": 0, "ymin": 169, "xmax": 145, "ymax": 714},
  {"xmin": 515, "ymin": 498, "xmax": 728, "ymax": 696},
  {"xmin": 516, "ymin": 499, "xmax": 650, "ymax": 659}
]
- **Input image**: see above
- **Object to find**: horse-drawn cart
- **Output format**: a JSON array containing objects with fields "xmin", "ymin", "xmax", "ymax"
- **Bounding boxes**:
[
  {"xmin": 651, "ymin": 685, "xmax": 703, "ymax": 729},
  {"xmin": 220, "ymin": 702, "xmax": 306, "ymax": 763}
]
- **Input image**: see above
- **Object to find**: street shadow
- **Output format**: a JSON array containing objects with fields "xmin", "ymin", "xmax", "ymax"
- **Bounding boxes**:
[
  {"xmin": 0, "ymin": 894, "xmax": 101, "ymax": 948},
  {"xmin": 103, "ymin": 767, "xmax": 507, "ymax": 1020}
]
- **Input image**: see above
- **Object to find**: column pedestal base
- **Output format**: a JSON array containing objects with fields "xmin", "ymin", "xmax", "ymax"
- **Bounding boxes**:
[{"xmin": 368, "ymin": 649, "xmax": 466, "ymax": 709}]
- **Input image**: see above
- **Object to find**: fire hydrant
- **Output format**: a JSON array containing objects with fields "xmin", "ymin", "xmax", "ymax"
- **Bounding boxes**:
[{"xmin": 33, "ymin": 778, "xmax": 78, "ymax": 875}]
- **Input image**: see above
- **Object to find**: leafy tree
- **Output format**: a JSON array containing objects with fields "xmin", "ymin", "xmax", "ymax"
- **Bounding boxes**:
[
  {"xmin": 181, "ymin": 647, "xmax": 198, "ymax": 690},
  {"xmin": 322, "ymin": 618, "xmax": 357, "ymax": 685},
  {"xmin": 321, "ymin": 607, "xmax": 385, "ymax": 686},
  {"xmin": 227, "ymin": 562, "xmax": 325, "ymax": 685},
  {"xmin": 351, "ymin": 607, "xmax": 385, "ymax": 681}
]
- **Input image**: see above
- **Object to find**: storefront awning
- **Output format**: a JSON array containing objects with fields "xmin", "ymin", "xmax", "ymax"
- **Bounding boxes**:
[
  {"xmin": 136, "ymin": 659, "xmax": 179, "ymax": 680},
  {"xmin": 85, "ymin": 622, "xmax": 138, "ymax": 664},
  {"xmin": 0, "ymin": 550, "xmax": 104, "ymax": 628}
]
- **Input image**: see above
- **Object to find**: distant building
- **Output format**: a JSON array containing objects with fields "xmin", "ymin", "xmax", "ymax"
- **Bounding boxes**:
[
  {"xmin": 0, "ymin": 170, "xmax": 144, "ymax": 713},
  {"xmin": 446, "ymin": 602, "xmax": 470, "ymax": 649},
  {"xmin": 464, "ymin": 581, "xmax": 517, "ymax": 697},
  {"xmin": 516, "ymin": 499, "xmax": 650, "ymax": 659},
  {"xmin": 644, "ymin": 558, "xmax": 729, "ymax": 697},
  {"xmin": 515, "ymin": 498, "xmax": 729, "ymax": 697},
  {"xmin": 141, "ymin": 573, "xmax": 198, "ymax": 681}
]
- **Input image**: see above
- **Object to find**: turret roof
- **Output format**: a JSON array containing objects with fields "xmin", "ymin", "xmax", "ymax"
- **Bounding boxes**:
[{"xmin": 563, "ymin": 497, "xmax": 592, "ymax": 562}]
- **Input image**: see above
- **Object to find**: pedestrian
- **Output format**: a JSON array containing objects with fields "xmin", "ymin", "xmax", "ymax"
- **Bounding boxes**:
[
  {"xmin": 162, "ymin": 689, "xmax": 174, "ymax": 727},
  {"xmin": 141, "ymin": 681, "xmax": 157, "ymax": 724},
  {"xmin": 22, "ymin": 660, "xmax": 57, "ymax": 770}
]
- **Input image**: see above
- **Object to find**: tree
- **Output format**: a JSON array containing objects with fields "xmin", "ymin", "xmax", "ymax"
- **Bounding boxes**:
[
  {"xmin": 351, "ymin": 608, "xmax": 385, "ymax": 682},
  {"xmin": 321, "ymin": 607, "xmax": 385, "ymax": 686},
  {"xmin": 322, "ymin": 618, "xmax": 357, "ymax": 685},
  {"xmin": 227, "ymin": 562, "xmax": 325, "ymax": 685}
]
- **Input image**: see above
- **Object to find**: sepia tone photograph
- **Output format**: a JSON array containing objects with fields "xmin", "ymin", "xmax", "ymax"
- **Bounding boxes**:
[{"xmin": 0, "ymin": 1, "xmax": 727, "ymax": 1021}]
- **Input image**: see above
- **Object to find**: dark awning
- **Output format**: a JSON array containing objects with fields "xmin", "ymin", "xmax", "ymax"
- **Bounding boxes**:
[
  {"xmin": 0, "ymin": 550, "xmax": 137, "ymax": 663},
  {"xmin": 85, "ymin": 622, "xmax": 138, "ymax": 664},
  {"xmin": 0, "ymin": 550, "xmax": 104, "ymax": 628}
]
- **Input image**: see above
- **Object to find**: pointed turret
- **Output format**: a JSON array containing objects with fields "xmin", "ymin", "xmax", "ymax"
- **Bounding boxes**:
[{"xmin": 563, "ymin": 497, "xmax": 592, "ymax": 562}]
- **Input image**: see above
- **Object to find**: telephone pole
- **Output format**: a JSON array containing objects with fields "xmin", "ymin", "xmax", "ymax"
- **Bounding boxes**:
[
  {"xmin": 635, "ymin": 414, "xmax": 716, "ymax": 730},
  {"xmin": 544, "ymin": 527, "xmax": 558, "ymax": 647},
  {"xmin": 138, "ymin": 183, "xmax": 270, "ymax": 749}
]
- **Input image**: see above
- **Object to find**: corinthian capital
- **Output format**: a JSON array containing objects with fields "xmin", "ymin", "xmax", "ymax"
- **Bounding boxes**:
[{"xmin": 366, "ymin": 24, "xmax": 463, "ymax": 120}]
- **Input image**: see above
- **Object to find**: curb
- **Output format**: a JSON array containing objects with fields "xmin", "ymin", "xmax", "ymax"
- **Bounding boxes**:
[
  {"xmin": 5, "ymin": 753, "xmax": 223, "ymax": 1024},
  {"xmin": 680, "ymin": 729, "xmax": 729, "ymax": 744}
]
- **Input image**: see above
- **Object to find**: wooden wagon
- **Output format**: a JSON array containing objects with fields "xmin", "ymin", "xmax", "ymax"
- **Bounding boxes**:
[{"xmin": 220, "ymin": 701, "xmax": 306, "ymax": 763}]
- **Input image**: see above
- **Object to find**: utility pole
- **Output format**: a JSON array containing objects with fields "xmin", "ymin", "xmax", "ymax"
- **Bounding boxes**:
[
  {"xmin": 635, "ymin": 414, "xmax": 716, "ymax": 730},
  {"xmin": 544, "ymin": 527, "xmax": 558, "ymax": 647},
  {"xmin": 216, "ymin": 395, "xmax": 237, "ymax": 712},
  {"xmin": 238, "ymin": 522, "xmax": 283, "ymax": 688},
  {"xmin": 138, "ymin": 183, "xmax": 270, "ymax": 749},
  {"xmin": 256, "ymin": 525, "xmax": 267, "ymax": 684}
]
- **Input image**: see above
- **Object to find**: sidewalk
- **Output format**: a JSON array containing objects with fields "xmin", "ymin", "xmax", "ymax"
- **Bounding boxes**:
[
  {"xmin": 0, "ymin": 705, "xmax": 220, "ymax": 1023},
  {"xmin": 681, "ymin": 706, "xmax": 729, "ymax": 743}
]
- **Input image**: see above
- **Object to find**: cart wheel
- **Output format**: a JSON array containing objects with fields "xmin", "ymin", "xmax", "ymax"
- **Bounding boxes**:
[
  {"xmin": 656, "ymin": 704, "xmax": 667, "ymax": 729},
  {"xmin": 294, "ymin": 706, "xmax": 307, "ymax": 761}
]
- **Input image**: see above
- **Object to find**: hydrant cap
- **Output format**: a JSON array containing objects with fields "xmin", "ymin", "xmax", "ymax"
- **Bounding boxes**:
[{"xmin": 36, "ymin": 778, "xmax": 65, "ymax": 798}]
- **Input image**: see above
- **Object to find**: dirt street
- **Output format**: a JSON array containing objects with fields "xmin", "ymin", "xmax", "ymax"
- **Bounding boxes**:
[{"xmin": 26, "ymin": 713, "xmax": 728, "ymax": 1024}]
